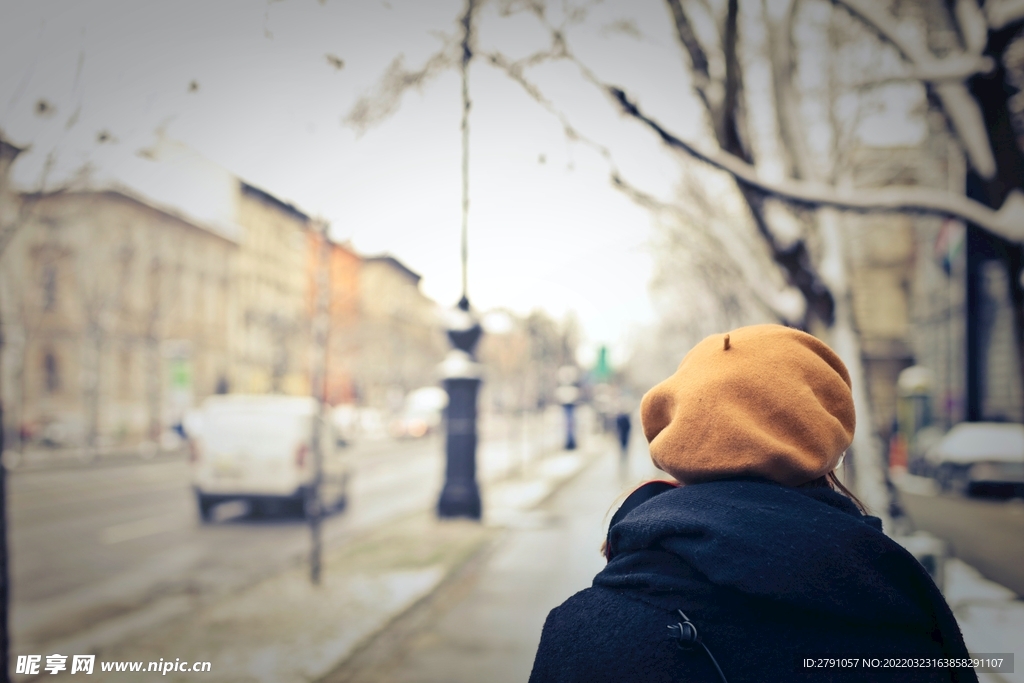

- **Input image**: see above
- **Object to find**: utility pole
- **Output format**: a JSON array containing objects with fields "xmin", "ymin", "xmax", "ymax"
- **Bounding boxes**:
[{"xmin": 309, "ymin": 220, "xmax": 331, "ymax": 583}]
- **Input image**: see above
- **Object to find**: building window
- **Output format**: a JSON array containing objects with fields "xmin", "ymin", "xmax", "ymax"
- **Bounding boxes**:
[
  {"xmin": 42, "ymin": 264, "xmax": 57, "ymax": 311},
  {"xmin": 44, "ymin": 351, "xmax": 60, "ymax": 393}
]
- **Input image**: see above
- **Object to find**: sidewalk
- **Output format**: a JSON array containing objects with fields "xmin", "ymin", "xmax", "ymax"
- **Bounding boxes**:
[
  {"xmin": 943, "ymin": 559, "xmax": 1023, "ymax": 683},
  {"xmin": 74, "ymin": 436, "xmax": 607, "ymax": 683},
  {"xmin": 892, "ymin": 473, "xmax": 1024, "ymax": 683},
  {"xmin": 326, "ymin": 459, "xmax": 1024, "ymax": 683},
  {"xmin": 324, "ymin": 442, "xmax": 625, "ymax": 683}
]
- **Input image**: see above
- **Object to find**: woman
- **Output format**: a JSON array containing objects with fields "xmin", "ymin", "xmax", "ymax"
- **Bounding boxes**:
[{"xmin": 529, "ymin": 325, "xmax": 976, "ymax": 683}]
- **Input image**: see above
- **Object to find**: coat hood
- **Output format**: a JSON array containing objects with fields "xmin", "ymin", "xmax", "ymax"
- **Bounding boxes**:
[{"xmin": 597, "ymin": 479, "xmax": 942, "ymax": 629}]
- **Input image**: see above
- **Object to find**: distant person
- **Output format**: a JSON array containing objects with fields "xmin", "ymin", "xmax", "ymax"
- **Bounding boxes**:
[
  {"xmin": 615, "ymin": 411, "xmax": 631, "ymax": 454},
  {"xmin": 530, "ymin": 325, "xmax": 975, "ymax": 683},
  {"xmin": 614, "ymin": 410, "xmax": 631, "ymax": 476}
]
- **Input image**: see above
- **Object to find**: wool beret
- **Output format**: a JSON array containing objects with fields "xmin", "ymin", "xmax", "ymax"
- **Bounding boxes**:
[{"xmin": 640, "ymin": 324, "xmax": 856, "ymax": 487}]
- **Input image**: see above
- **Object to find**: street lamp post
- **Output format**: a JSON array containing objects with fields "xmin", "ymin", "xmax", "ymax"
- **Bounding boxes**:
[
  {"xmin": 556, "ymin": 365, "xmax": 580, "ymax": 451},
  {"xmin": 437, "ymin": 0, "xmax": 482, "ymax": 520},
  {"xmin": 437, "ymin": 297, "xmax": 483, "ymax": 519}
]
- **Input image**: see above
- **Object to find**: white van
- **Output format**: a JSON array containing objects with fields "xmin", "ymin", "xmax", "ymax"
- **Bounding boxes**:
[{"xmin": 188, "ymin": 395, "xmax": 349, "ymax": 521}]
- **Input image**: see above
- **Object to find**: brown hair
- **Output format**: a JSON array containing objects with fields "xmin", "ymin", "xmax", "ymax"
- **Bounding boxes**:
[{"xmin": 802, "ymin": 471, "xmax": 868, "ymax": 513}]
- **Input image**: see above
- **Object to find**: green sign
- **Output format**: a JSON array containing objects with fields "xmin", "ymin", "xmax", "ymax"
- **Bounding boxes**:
[
  {"xmin": 170, "ymin": 358, "xmax": 192, "ymax": 390},
  {"xmin": 593, "ymin": 346, "xmax": 611, "ymax": 383}
]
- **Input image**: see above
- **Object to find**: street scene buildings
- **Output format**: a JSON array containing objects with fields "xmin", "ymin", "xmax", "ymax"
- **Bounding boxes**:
[{"xmin": 0, "ymin": 142, "xmax": 447, "ymax": 454}]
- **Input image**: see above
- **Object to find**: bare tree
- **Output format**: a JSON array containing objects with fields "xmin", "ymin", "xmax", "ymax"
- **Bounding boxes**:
[{"xmin": 343, "ymin": 0, "xmax": 1024, "ymax": 526}]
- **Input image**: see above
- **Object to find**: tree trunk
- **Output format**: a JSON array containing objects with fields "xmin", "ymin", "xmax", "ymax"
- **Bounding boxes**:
[
  {"xmin": 965, "ymin": 23, "xmax": 1024, "ymax": 420},
  {"xmin": 817, "ymin": 208, "xmax": 893, "ymax": 529}
]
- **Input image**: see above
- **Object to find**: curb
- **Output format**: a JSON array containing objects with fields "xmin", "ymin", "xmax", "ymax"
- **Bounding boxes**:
[{"xmin": 4, "ymin": 449, "xmax": 186, "ymax": 473}]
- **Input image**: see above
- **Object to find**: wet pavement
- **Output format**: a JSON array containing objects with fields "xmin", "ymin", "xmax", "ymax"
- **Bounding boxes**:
[{"xmin": 327, "ymin": 436, "xmax": 658, "ymax": 683}]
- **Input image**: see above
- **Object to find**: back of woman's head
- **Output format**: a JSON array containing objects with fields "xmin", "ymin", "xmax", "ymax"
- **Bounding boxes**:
[{"xmin": 640, "ymin": 324, "xmax": 856, "ymax": 487}]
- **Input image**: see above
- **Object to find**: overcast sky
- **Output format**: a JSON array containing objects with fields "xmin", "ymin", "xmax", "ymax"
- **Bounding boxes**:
[{"xmin": 0, "ymin": 0, "xmax": 715, "ymax": 368}]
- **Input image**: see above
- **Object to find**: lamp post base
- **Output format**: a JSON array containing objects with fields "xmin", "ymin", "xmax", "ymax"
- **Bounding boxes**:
[
  {"xmin": 437, "ymin": 375, "xmax": 482, "ymax": 520},
  {"xmin": 563, "ymin": 403, "xmax": 577, "ymax": 451},
  {"xmin": 437, "ymin": 481, "xmax": 482, "ymax": 519}
]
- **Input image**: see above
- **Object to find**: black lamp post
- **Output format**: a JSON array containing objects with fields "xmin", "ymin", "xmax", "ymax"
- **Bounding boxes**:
[
  {"xmin": 437, "ymin": 296, "xmax": 483, "ymax": 519},
  {"xmin": 437, "ymin": 0, "xmax": 482, "ymax": 520},
  {"xmin": 556, "ymin": 365, "xmax": 580, "ymax": 451}
]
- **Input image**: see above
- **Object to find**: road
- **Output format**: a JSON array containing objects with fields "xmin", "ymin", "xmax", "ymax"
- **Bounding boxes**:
[
  {"xmin": 9, "ymin": 409, "xmax": 564, "ymax": 654},
  {"xmin": 899, "ymin": 489, "xmax": 1024, "ymax": 596}
]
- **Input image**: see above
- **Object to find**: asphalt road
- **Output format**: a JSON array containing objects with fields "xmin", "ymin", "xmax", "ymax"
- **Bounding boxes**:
[
  {"xmin": 898, "ymin": 489, "xmax": 1024, "ymax": 596},
  {"xmin": 8, "ymin": 417, "xmax": 557, "ymax": 654}
]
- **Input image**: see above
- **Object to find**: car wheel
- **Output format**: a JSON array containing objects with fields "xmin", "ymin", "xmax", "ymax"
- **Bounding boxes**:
[
  {"xmin": 334, "ymin": 472, "xmax": 351, "ymax": 513},
  {"xmin": 938, "ymin": 464, "xmax": 969, "ymax": 494},
  {"xmin": 302, "ymin": 490, "xmax": 322, "ymax": 521},
  {"xmin": 197, "ymin": 493, "xmax": 215, "ymax": 523}
]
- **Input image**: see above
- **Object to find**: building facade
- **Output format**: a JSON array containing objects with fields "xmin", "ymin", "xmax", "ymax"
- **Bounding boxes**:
[
  {"xmin": 306, "ymin": 231, "xmax": 362, "ymax": 405},
  {"xmin": 230, "ymin": 182, "xmax": 312, "ymax": 397},
  {"xmin": 1, "ymin": 136, "xmax": 449, "ymax": 452},
  {"xmin": 0, "ymin": 189, "xmax": 236, "ymax": 449},
  {"xmin": 355, "ymin": 255, "xmax": 446, "ymax": 411}
]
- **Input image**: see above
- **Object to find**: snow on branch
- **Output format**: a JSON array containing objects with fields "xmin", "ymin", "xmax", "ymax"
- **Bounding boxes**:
[
  {"xmin": 833, "ymin": 0, "xmax": 997, "ymax": 179},
  {"xmin": 610, "ymin": 171, "xmax": 801, "ymax": 323},
  {"xmin": 482, "ymin": 50, "xmax": 614, "ymax": 164},
  {"xmin": 607, "ymin": 87, "xmax": 1024, "ymax": 241},
  {"xmin": 986, "ymin": 0, "xmax": 1024, "ymax": 30},
  {"xmin": 853, "ymin": 54, "xmax": 994, "ymax": 85},
  {"xmin": 345, "ymin": 44, "xmax": 460, "ymax": 135}
]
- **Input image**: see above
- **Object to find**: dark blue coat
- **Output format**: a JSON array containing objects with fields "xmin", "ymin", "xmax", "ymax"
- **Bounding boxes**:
[{"xmin": 529, "ymin": 479, "xmax": 977, "ymax": 683}]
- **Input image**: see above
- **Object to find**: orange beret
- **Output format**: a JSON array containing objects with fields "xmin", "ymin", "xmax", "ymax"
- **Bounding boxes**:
[{"xmin": 640, "ymin": 324, "xmax": 855, "ymax": 487}]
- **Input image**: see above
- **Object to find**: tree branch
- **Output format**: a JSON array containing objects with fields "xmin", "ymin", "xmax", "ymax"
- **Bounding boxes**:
[
  {"xmin": 850, "ymin": 55, "xmax": 994, "ymax": 85},
  {"xmin": 666, "ymin": 0, "xmax": 830, "ymax": 324},
  {"xmin": 986, "ymin": 0, "xmax": 1024, "ymax": 30},
  {"xmin": 344, "ymin": 40, "xmax": 460, "ymax": 134},
  {"xmin": 952, "ymin": 0, "xmax": 990, "ymax": 54},
  {"xmin": 720, "ymin": 0, "xmax": 750, "ymax": 161},
  {"xmin": 765, "ymin": 0, "xmax": 808, "ymax": 180},
  {"xmin": 833, "ymin": 0, "xmax": 998, "ymax": 179},
  {"xmin": 611, "ymin": 171, "xmax": 800, "ymax": 323},
  {"xmin": 665, "ymin": 0, "xmax": 712, "ymax": 111},
  {"xmin": 607, "ymin": 86, "xmax": 1024, "ymax": 240},
  {"xmin": 482, "ymin": 50, "xmax": 615, "ymax": 164}
]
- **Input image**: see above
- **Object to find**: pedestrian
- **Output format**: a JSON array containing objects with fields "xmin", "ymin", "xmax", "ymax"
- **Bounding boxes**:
[
  {"xmin": 615, "ymin": 411, "xmax": 631, "ymax": 455},
  {"xmin": 615, "ymin": 409, "xmax": 631, "ymax": 477},
  {"xmin": 529, "ymin": 325, "xmax": 976, "ymax": 683}
]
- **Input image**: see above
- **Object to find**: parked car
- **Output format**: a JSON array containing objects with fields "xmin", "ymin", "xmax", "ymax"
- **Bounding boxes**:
[
  {"xmin": 188, "ymin": 394, "xmax": 350, "ymax": 521},
  {"xmin": 389, "ymin": 387, "xmax": 448, "ymax": 439},
  {"xmin": 925, "ymin": 422, "xmax": 1024, "ymax": 496}
]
